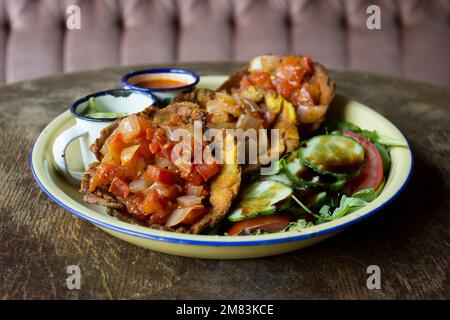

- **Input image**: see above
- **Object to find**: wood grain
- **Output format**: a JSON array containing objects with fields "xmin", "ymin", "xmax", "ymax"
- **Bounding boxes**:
[{"xmin": 0, "ymin": 63, "xmax": 449, "ymax": 299}]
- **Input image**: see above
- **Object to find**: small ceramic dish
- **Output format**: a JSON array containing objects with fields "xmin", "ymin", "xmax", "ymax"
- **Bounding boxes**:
[
  {"xmin": 121, "ymin": 68, "xmax": 200, "ymax": 105},
  {"xmin": 31, "ymin": 76, "xmax": 412, "ymax": 259},
  {"xmin": 52, "ymin": 88, "xmax": 156, "ymax": 183}
]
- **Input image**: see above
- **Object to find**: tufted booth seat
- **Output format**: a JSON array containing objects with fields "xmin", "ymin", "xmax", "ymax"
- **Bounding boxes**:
[{"xmin": 0, "ymin": 0, "xmax": 448, "ymax": 85}]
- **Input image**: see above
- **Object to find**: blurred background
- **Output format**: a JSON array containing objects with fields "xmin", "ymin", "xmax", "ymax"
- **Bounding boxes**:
[{"xmin": 0, "ymin": 0, "xmax": 448, "ymax": 85}]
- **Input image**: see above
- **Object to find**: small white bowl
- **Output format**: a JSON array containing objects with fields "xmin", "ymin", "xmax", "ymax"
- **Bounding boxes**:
[{"xmin": 53, "ymin": 89, "xmax": 156, "ymax": 183}]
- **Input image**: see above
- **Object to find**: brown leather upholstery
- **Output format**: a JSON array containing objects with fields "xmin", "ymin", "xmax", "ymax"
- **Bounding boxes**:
[{"xmin": 0, "ymin": 0, "xmax": 448, "ymax": 85}]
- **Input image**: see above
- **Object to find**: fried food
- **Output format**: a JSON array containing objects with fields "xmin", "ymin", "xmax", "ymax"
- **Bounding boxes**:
[
  {"xmin": 219, "ymin": 54, "xmax": 335, "ymax": 133},
  {"xmin": 80, "ymin": 104, "xmax": 241, "ymax": 234}
]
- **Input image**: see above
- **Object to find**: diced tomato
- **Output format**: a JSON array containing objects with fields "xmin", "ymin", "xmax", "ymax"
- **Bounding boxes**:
[
  {"xmin": 89, "ymin": 162, "xmax": 122, "ymax": 192},
  {"xmin": 227, "ymin": 214, "xmax": 292, "ymax": 236},
  {"xmin": 151, "ymin": 181, "xmax": 181, "ymax": 201},
  {"xmin": 142, "ymin": 189, "xmax": 163, "ymax": 214},
  {"xmin": 271, "ymin": 77, "xmax": 294, "ymax": 98},
  {"xmin": 149, "ymin": 141, "xmax": 160, "ymax": 154},
  {"xmin": 145, "ymin": 127, "xmax": 154, "ymax": 140},
  {"xmin": 282, "ymin": 55, "xmax": 302, "ymax": 67},
  {"xmin": 108, "ymin": 177, "xmax": 130, "ymax": 199},
  {"xmin": 144, "ymin": 165, "xmax": 178, "ymax": 185},
  {"xmin": 342, "ymin": 131, "xmax": 384, "ymax": 194},
  {"xmin": 103, "ymin": 133, "xmax": 126, "ymax": 165},
  {"xmin": 147, "ymin": 127, "xmax": 168, "ymax": 154},
  {"xmin": 143, "ymin": 189, "xmax": 176, "ymax": 224},
  {"xmin": 143, "ymin": 165, "xmax": 160, "ymax": 182},
  {"xmin": 271, "ymin": 56, "xmax": 310, "ymax": 96},
  {"xmin": 148, "ymin": 205, "xmax": 174, "ymax": 225},
  {"xmin": 137, "ymin": 115, "xmax": 153, "ymax": 133},
  {"xmin": 158, "ymin": 168, "xmax": 178, "ymax": 184},
  {"xmin": 195, "ymin": 163, "xmax": 220, "ymax": 181},
  {"xmin": 248, "ymin": 71, "xmax": 274, "ymax": 90},
  {"xmin": 134, "ymin": 136, "xmax": 152, "ymax": 160},
  {"xmin": 123, "ymin": 194, "xmax": 147, "ymax": 219},
  {"xmin": 239, "ymin": 75, "xmax": 252, "ymax": 90}
]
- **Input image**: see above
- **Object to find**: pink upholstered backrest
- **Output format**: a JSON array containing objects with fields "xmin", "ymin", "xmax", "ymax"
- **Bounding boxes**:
[{"xmin": 0, "ymin": 0, "xmax": 448, "ymax": 85}]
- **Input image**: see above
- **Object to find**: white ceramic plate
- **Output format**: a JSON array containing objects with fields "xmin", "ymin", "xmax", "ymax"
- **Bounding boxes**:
[{"xmin": 30, "ymin": 76, "xmax": 412, "ymax": 259}]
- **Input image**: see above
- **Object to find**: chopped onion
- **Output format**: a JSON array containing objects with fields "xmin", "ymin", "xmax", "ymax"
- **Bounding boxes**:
[
  {"xmin": 165, "ymin": 207, "xmax": 193, "ymax": 227},
  {"xmin": 236, "ymin": 114, "xmax": 264, "ymax": 131},
  {"xmin": 100, "ymin": 131, "xmax": 116, "ymax": 156},
  {"xmin": 165, "ymin": 205, "xmax": 204, "ymax": 227},
  {"xmin": 120, "ymin": 145, "xmax": 139, "ymax": 164},
  {"xmin": 249, "ymin": 55, "xmax": 281, "ymax": 72},
  {"xmin": 296, "ymin": 104, "xmax": 328, "ymax": 124},
  {"xmin": 187, "ymin": 185, "xmax": 206, "ymax": 197},
  {"xmin": 177, "ymin": 195, "xmax": 202, "ymax": 207},
  {"xmin": 129, "ymin": 175, "xmax": 150, "ymax": 193},
  {"xmin": 118, "ymin": 114, "xmax": 140, "ymax": 142}
]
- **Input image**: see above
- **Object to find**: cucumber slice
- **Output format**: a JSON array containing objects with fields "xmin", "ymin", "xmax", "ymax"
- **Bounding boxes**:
[
  {"xmin": 263, "ymin": 173, "xmax": 293, "ymax": 187},
  {"xmin": 228, "ymin": 180, "xmax": 293, "ymax": 222},
  {"xmin": 300, "ymin": 135, "xmax": 365, "ymax": 177},
  {"xmin": 284, "ymin": 152, "xmax": 347, "ymax": 191}
]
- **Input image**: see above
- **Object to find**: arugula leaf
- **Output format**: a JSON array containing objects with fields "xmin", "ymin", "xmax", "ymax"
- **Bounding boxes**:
[
  {"xmin": 285, "ymin": 219, "xmax": 314, "ymax": 232},
  {"xmin": 319, "ymin": 205, "xmax": 330, "ymax": 216},
  {"xmin": 352, "ymin": 188, "xmax": 377, "ymax": 202},
  {"xmin": 326, "ymin": 121, "xmax": 407, "ymax": 148},
  {"xmin": 360, "ymin": 130, "xmax": 407, "ymax": 147},
  {"xmin": 315, "ymin": 188, "xmax": 381, "ymax": 224},
  {"xmin": 324, "ymin": 120, "xmax": 362, "ymax": 133},
  {"xmin": 331, "ymin": 195, "xmax": 354, "ymax": 218}
]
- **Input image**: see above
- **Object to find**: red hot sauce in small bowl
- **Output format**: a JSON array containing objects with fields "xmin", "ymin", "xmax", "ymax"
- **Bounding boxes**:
[{"xmin": 134, "ymin": 78, "xmax": 189, "ymax": 89}]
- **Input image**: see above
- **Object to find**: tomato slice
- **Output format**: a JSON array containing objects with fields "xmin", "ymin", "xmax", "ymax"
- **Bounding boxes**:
[
  {"xmin": 227, "ymin": 214, "xmax": 291, "ymax": 236},
  {"xmin": 342, "ymin": 131, "xmax": 384, "ymax": 194}
]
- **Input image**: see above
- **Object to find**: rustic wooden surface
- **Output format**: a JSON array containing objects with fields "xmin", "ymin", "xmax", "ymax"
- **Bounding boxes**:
[{"xmin": 0, "ymin": 63, "xmax": 449, "ymax": 300}]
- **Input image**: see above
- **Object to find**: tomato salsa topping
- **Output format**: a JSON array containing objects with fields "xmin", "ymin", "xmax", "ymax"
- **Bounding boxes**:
[
  {"xmin": 89, "ymin": 114, "xmax": 220, "ymax": 227},
  {"xmin": 239, "ymin": 55, "xmax": 316, "ymax": 107}
]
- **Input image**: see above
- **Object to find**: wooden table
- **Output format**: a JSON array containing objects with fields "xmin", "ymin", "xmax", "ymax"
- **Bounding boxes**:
[{"xmin": 0, "ymin": 63, "xmax": 449, "ymax": 300}]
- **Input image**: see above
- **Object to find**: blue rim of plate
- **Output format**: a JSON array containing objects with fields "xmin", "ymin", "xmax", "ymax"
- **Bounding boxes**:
[
  {"xmin": 29, "ymin": 138, "xmax": 413, "ymax": 247},
  {"xmin": 70, "ymin": 88, "xmax": 157, "ymax": 122},
  {"xmin": 121, "ymin": 68, "xmax": 200, "ymax": 92}
]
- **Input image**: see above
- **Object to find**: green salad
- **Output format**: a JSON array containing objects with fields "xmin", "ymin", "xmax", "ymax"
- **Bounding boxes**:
[{"xmin": 219, "ymin": 121, "xmax": 407, "ymax": 236}]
